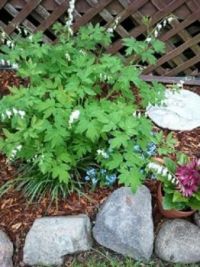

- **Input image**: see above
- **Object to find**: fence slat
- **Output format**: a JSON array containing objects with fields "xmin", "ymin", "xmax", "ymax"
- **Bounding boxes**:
[
  {"xmin": 144, "ymin": 33, "xmax": 200, "ymax": 73},
  {"xmin": 4, "ymin": 0, "xmax": 42, "ymax": 35},
  {"xmin": 107, "ymin": 0, "xmax": 187, "ymax": 54},
  {"xmin": 36, "ymin": 1, "xmax": 68, "ymax": 32},
  {"xmin": 73, "ymin": 0, "xmax": 113, "ymax": 31},
  {"xmin": 166, "ymin": 55, "xmax": 200, "ymax": 76},
  {"xmin": 0, "ymin": 0, "xmax": 8, "ymax": 9}
]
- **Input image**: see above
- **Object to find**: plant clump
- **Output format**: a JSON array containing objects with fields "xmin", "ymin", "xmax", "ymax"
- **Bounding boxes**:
[
  {"xmin": 0, "ymin": 13, "xmax": 175, "ymax": 200},
  {"xmin": 148, "ymin": 156, "xmax": 200, "ymax": 210}
]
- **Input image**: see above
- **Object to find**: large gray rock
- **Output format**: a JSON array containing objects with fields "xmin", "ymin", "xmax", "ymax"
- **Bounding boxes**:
[
  {"xmin": 194, "ymin": 211, "xmax": 200, "ymax": 227},
  {"xmin": 0, "ymin": 230, "xmax": 13, "ymax": 267},
  {"xmin": 93, "ymin": 186, "xmax": 154, "ymax": 261},
  {"xmin": 147, "ymin": 89, "xmax": 200, "ymax": 131},
  {"xmin": 23, "ymin": 215, "xmax": 92, "ymax": 266},
  {"xmin": 155, "ymin": 219, "xmax": 200, "ymax": 263}
]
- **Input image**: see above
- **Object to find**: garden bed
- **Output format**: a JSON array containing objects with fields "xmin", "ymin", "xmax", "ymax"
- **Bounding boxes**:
[{"xmin": 0, "ymin": 70, "xmax": 199, "ymax": 266}]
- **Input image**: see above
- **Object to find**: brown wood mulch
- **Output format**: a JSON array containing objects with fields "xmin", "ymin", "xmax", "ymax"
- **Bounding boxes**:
[{"xmin": 0, "ymin": 70, "xmax": 199, "ymax": 266}]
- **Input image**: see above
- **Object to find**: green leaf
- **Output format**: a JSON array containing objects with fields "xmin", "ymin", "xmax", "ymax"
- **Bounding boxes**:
[
  {"xmin": 52, "ymin": 163, "xmax": 70, "ymax": 183},
  {"xmin": 118, "ymin": 167, "xmax": 142, "ymax": 192},
  {"xmin": 176, "ymin": 152, "xmax": 189, "ymax": 165},
  {"xmin": 106, "ymin": 153, "xmax": 123, "ymax": 170},
  {"xmin": 86, "ymin": 121, "xmax": 100, "ymax": 142},
  {"xmin": 188, "ymin": 197, "xmax": 200, "ymax": 210},
  {"xmin": 164, "ymin": 157, "xmax": 177, "ymax": 173},
  {"xmin": 110, "ymin": 133, "xmax": 129, "ymax": 149},
  {"xmin": 151, "ymin": 39, "xmax": 165, "ymax": 53},
  {"xmin": 172, "ymin": 191, "xmax": 188, "ymax": 203},
  {"xmin": 162, "ymin": 194, "xmax": 175, "ymax": 210}
]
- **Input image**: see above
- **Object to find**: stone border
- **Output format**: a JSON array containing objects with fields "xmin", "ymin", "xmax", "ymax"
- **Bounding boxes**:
[{"xmin": 1, "ymin": 186, "xmax": 200, "ymax": 267}]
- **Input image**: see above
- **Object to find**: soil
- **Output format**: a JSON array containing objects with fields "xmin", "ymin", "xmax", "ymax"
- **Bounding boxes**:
[{"xmin": 0, "ymin": 70, "xmax": 199, "ymax": 266}]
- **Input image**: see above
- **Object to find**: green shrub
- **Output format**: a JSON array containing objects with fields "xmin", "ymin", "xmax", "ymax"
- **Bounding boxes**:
[{"xmin": 0, "ymin": 22, "xmax": 173, "ymax": 200}]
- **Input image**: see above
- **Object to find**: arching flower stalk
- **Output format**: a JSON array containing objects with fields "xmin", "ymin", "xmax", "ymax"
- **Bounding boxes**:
[{"xmin": 65, "ymin": 0, "xmax": 76, "ymax": 36}]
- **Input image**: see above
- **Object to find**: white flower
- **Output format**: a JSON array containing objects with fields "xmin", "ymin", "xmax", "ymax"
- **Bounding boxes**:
[
  {"xmin": 6, "ymin": 40, "xmax": 14, "ymax": 49},
  {"xmin": 65, "ymin": 0, "xmax": 76, "ymax": 35},
  {"xmin": 107, "ymin": 16, "xmax": 121, "ymax": 33},
  {"xmin": 1, "ymin": 59, "xmax": 5, "ymax": 65},
  {"xmin": 12, "ymin": 63, "xmax": 19, "ymax": 69},
  {"xmin": 146, "ymin": 37, "xmax": 152, "ymax": 43},
  {"xmin": 11, "ymin": 149, "xmax": 17, "ymax": 156},
  {"xmin": 4, "ymin": 108, "xmax": 26, "ymax": 119},
  {"xmin": 163, "ymin": 20, "xmax": 167, "ymax": 27},
  {"xmin": 28, "ymin": 35, "xmax": 33, "ymax": 41},
  {"xmin": 177, "ymin": 80, "xmax": 185, "ymax": 88},
  {"xmin": 148, "ymin": 162, "xmax": 177, "ymax": 184},
  {"xmin": 167, "ymin": 173, "xmax": 172, "ymax": 180},
  {"xmin": 133, "ymin": 111, "xmax": 141, "ymax": 118},
  {"xmin": 68, "ymin": 27, "xmax": 73, "ymax": 36},
  {"xmin": 79, "ymin": 49, "xmax": 86, "ymax": 55},
  {"xmin": 162, "ymin": 168, "xmax": 168, "ymax": 176},
  {"xmin": 16, "ymin": 145, "xmax": 22, "ymax": 151},
  {"xmin": 97, "ymin": 149, "xmax": 109, "ymax": 159},
  {"xmin": 18, "ymin": 110, "xmax": 26, "ymax": 118},
  {"xmin": 9, "ymin": 144, "xmax": 22, "ymax": 161},
  {"xmin": 148, "ymin": 162, "xmax": 169, "ymax": 177},
  {"xmin": 154, "ymin": 30, "xmax": 158, "ymax": 37},
  {"xmin": 148, "ymin": 162, "xmax": 163, "ymax": 174},
  {"xmin": 6, "ymin": 40, "xmax": 12, "ymax": 46},
  {"xmin": 16, "ymin": 26, "xmax": 22, "ymax": 33},
  {"xmin": 24, "ymin": 29, "xmax": 28, "ymax": 36},
  {"xmin": 157, "ymin": 24, "xmax": 162, "ymax": 30},
  {"xmin": 178, "ymin": 80, "xmax": 184, "ymax": 85},
  {"xmin": 65, "ymin": 53, "xmax": 71, "ymax": 61},
  {"xmin": 107, "ymin": 28, "xmax": 113, "ymax": 33},
  {"xmin": 69, "ymin": 109, "xmax": 80, "ymax": 125},
  {"xmin": 167, "ymin": 17, "xmax": 174, "ymax": 23},
  {"xmin": 5, "ymin": 110, "xmax": 12, "ymax": 118}
]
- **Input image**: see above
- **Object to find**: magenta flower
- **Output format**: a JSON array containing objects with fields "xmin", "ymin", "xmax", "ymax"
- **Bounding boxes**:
[{"xmin": 175, "ymin": 160, "xmax": 200, "ymax": 197}]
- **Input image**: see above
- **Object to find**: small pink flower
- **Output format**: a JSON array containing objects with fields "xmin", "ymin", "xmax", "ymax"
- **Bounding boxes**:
[{"xmin": 175, "ymin": 160, "xmax": 200, "ymax": 197}]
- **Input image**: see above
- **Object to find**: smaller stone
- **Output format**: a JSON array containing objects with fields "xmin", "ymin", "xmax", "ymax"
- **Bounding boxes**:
[
  {"xmin": 194, "ymin": 211, "xmax": 200, "ymax": 227},
  {"xmin": 155, "ymin": 219, "xmax": 200, "ymax": 263},
  {"xmin": 23, "ymin": 215, "xmax": 92, "ymax": 266},
  {"xmin": 0, "ymin": 230, "xmax": 13, "ymax": 267}
]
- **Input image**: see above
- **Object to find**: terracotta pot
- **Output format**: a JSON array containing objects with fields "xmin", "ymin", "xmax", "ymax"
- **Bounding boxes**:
[{"xmin": 157, "ymin": 183, "xmax": 195, "ymax": 219}]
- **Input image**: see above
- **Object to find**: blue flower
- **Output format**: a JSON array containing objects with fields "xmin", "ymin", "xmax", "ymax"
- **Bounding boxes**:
[
  {"xmin": 105, "ymin": 174, "xmax": 117, "ymax": 185},
  {"xmin": 86, "ymin": 168, "xmax": 96, "ymax": 176},
  {"xmin": 133, "ymin": 144, "xmax": 142, "ymax": 153},
  {"xmin": 84, "ymin": 168, "xmax": 98, "ymax": 186},
  {"xmin": 140, "ymin": 168, "xmax": 145, "ymax": 174},
  {"xmin": 100, "ymin": 169, "xmax": 107, "ymax": 175},
  {"xmin": 84, "ymin": 176, "xmax": 90, "ymax": 181},
  {"xmin": 91, "ymin": 177, "xmax": 98, "ymax": 185},
  {"xmin": 146, "ymin": 142, "xmax": 157, "ymax": 156}
]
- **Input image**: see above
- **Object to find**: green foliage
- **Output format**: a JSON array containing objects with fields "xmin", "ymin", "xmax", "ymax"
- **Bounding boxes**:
[
  {"xmin": 155, "ymin": 132, "xmax": 176, "ymax": 155},
  {"xmin": 0, "ymin": 23, "xmax": 171, "ymax": 200}
]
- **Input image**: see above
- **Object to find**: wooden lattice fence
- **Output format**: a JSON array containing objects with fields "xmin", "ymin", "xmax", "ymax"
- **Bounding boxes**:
[{"xmin": 0, "ymin": 0, "xmax": 200, "ymax": 76}]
